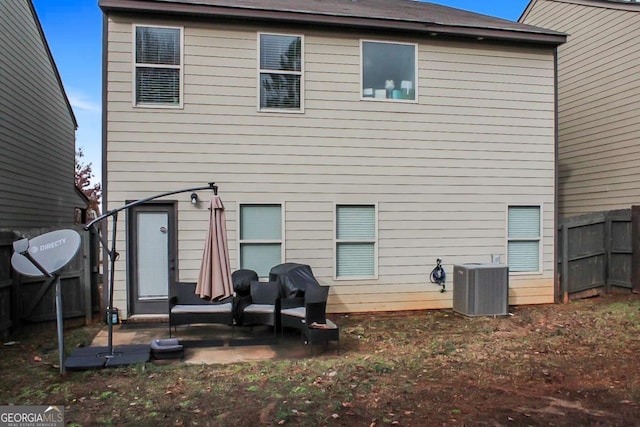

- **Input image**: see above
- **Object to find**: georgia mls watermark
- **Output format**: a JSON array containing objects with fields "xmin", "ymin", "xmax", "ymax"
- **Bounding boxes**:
[{"xmin": 0, "ymin": 406, "xmax": 64, "ymax": 427}]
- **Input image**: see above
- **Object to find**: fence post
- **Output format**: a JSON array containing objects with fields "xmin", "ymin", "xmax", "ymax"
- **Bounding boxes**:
[
  {"xmin": 605, "ymin": 212, "xmax": 612, "ymax": 293},
  {"xmin": 11, "ymin": 271, "xmax": 20, "ymax": 332},
  {"xmin": 82, "ymin": 229, "xmax": 92, "ymax": 325},
  {"xmin": 0, "ymin": 233, "xmax": 18, "ymax": 336},
  {"xmin": 561, "ymin": 223, "xmax": 569, "ymax": 303},
  {"xmin": 632, "ymin": 206, "xmax": 640, "ymax": 293}
]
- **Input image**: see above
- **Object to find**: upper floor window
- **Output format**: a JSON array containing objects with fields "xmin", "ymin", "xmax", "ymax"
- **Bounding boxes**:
[
  {"xmin": 134, "ymin": 25, "xmax": 183, "ymax": 107},
  {"xmin": 361, "ymin": 40, "xmax": 417, "ymax": 101},
  {"xmin": 258, "ymin": 33, "xmax": 303, "ymax": 112}
]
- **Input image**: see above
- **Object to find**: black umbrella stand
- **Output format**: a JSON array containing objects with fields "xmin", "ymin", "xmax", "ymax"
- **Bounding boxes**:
[{"xmin": 65, "ymin": 183, "xmax": 218, "ymax": 370}]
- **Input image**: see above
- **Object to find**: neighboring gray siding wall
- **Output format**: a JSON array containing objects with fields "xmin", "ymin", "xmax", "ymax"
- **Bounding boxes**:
[
  {"xmin": 106, "ymin": 15, "xmax": 557, "ymax": 315},
  {"xmin": 522, "ymin": 0, "xmax": 640, "ymax": 217},
  {"xmin": 0, "ymin": 0, "xmax": 77, "ymax": 231}
]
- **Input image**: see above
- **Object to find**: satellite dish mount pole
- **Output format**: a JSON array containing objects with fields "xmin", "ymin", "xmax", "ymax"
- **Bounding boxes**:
[
  {"xmin": 14, "ymin": 243, "xmax": 65, "ymax": 375},
  {"xmin": 106, "ymin": 210, "xmax": 118, "ymax": 355}
]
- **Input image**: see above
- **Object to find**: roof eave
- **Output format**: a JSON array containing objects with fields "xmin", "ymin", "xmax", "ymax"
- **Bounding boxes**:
[
  {"xmin": 30, "ymin": 0, "xmax": 78, "ymax": 129},
  {"xmin": 420, "ymin": 23, "xmax": 566, "ymax": 45},
  {"xmin": 98, "ymin": 0, "xmax": 566, "ymax": 46}
]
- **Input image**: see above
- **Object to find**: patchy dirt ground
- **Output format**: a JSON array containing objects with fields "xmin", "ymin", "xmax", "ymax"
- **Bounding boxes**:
[{"xmin": 1, "ymin": 293, "xmax": 639, "ymax": 426}]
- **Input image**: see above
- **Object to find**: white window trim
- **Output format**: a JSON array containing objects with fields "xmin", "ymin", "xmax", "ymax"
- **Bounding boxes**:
[
  {"xmin": 237, "ymin": 202, "xmax": 286, "ymax": 278},
  {"xmin": 334, "ymin": 203, "xmax": 379, "ymax": 281},
  {"xmin": 257, "ymin": 32, "xmax": 305, "ymax": 114},
  {"xmin": 360, "ymin": 39, "xmax": 418, "ymax": 103},
  {"xmin": 506, "ymin": 204, "xmax": 543, "ymax": 275},
  {"xmin": 132, "ymin": 24, "xmax": 184, "ymax": 109}
]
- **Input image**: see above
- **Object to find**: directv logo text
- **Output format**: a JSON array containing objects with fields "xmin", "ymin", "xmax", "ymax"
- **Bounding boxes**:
[{"xmin": 29, "ymin": 238, "xmax": 67, "ymax": 254}]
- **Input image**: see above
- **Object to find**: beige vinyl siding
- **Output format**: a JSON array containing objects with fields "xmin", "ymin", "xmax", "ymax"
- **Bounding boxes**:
[
  {"xmin": 0, "ymin": 0, "xmax": 77, "ymax": 230},
  {"xmin": 522, "ymin": 0, "xmax": 640, "ymax": 217},
  {"xmin": 106, "ymin": 15, "xmax": 556, "ymax": 316}
]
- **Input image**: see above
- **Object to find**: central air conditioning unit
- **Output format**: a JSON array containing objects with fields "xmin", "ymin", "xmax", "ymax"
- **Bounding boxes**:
[{"xmin": 453, "ymin": 263, "xmax": 509, "ymax": 316}]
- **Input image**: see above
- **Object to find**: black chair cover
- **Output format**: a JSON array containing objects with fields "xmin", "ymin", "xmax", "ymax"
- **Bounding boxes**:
[{"xmin": 269, "ymin": 263, "xmax": 320, "ymax": 298}]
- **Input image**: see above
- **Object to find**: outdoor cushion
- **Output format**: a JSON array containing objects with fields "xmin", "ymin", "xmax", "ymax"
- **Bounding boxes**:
[
  {"xmin": 243, "ymin": 304, "xmax": 276, "ymax": 314},
  {"xmin": 171, "ymin": 302, "xmax": 232, "ymax": 314},
  {"xmin": 280, "ymin": 307, "xmax": 305, "ymax": 318}
]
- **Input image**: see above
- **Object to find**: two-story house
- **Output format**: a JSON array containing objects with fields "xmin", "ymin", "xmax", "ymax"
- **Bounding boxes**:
[
  {"xmin": 521, "ymin": 0, "xmax": 640, "ymax": 218},
  {"xmin": 99, "ymin": 0, "xmax": 566, "ymax": 319}
]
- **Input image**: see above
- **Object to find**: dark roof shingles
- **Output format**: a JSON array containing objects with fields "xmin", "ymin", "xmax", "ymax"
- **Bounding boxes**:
[{"xmin": 101, "ymin": 0, "xmax": 566, "ymax": 42}]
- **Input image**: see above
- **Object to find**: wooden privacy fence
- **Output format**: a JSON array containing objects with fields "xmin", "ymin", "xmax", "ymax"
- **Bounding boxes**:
[
  {"xmin": 0, "ymin": 232, "xmax": 16, "ymax": 335},
  {"xmin": 558, "ymin": 208, "xmax": 640, "ymax": 300},
  {"xmin": 0, "ymin": 226, "xmax": 100, "ymax": 337}
]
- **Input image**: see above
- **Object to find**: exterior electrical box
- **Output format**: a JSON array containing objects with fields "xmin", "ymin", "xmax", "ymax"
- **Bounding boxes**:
[{"xmin": 453, "ymin": 263, "xmax": 509, "ymax": 316}]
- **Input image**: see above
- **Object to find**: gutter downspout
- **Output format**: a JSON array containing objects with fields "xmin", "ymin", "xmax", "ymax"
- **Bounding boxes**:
[
  {"xmin": 101, "ymin": 12, "xmax": 109, "ymax": 314},
  {"xmin": 554, "ymin": 46, "xmax": 564, "ymax": 304}
]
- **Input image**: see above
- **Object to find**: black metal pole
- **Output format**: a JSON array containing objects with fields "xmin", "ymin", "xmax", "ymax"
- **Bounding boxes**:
[
  {"xmin": 106, "ymin": 210, "xmax": 117, "ymax": 355},
  {"xmin": 54, "ymin": 275, "xmax": 65, "ymax": 374},
  {"xmin": 85, "ymin": 182, "xmax": 217, "ymax": 231}
]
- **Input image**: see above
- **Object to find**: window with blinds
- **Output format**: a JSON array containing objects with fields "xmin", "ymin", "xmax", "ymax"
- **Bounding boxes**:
[
  {"xmin": 134, "ymin": 25, "xmax": 182, "ymax": 106},
  {"xmin": 258, "ymin": 33, "xmax": 303, "ymax": 111},
  {"xmin": 336, "ymin": 205, "xmax": 377, "ymax": 278},
  {"xmin": 239, "ymin": 204, "xmax": 283, "ymax": 277},
  {"xmin": 507, "ymin": 206, "xmax": 541, "ymax": 273}
]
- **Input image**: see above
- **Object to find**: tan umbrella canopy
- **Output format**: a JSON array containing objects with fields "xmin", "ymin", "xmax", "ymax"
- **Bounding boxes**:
[{"xmin": 196, "ymin": 195, "xmax": 233, "ymax": 300}]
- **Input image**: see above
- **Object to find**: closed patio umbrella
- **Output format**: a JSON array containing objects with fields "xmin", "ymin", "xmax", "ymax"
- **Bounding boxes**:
[{"xmin": 196, "ymin": 195, "xmax": 233, "ymax": 300}]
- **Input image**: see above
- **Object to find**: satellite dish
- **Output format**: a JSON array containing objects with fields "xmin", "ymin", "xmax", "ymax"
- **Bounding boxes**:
[
  {"xmin": 11, "ymin": 229, "xmax": 81, "ymax": 277},
  {"xmin": 11, "ymin": 229, "xmax": 82, "ymax": 375}
]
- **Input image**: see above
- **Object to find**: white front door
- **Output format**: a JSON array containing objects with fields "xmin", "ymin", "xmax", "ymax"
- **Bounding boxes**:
[{"xmin": 129, "ymin": 203, "xmax": 176, "ymax": 315}]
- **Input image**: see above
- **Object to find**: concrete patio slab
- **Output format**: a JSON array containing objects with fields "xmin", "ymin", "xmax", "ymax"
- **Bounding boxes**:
[{"xmin": 90, "ymin": 322, "xmax": 334, "ymax": 364}]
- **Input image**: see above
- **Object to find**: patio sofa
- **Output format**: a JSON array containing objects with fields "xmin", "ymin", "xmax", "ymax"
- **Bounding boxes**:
[
  {"xmin": 170, "ymin": 269, "xmax": 279, "ymax": 337},
  {"xmin": 168, "ymin": 281, "xmax": 234, "ymax": 337}
]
